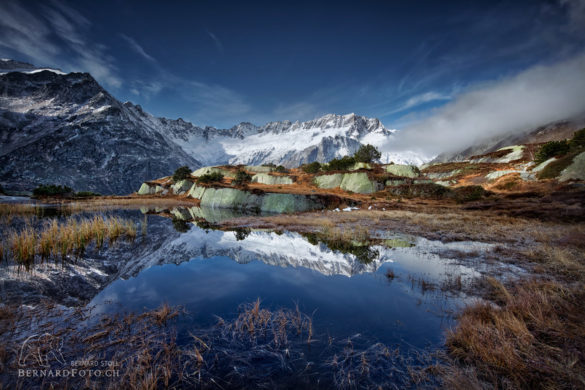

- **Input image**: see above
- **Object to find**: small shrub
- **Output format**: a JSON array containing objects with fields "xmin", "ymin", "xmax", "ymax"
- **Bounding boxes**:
[
  {"xmin": 323, "ymin": 156, "xmax": 355, "ymax": 171},
  {"xmin": 386, "ymin": 183, "xmax": 451, "ymax": 199},
  {"xmin": 354, "ymin": 144, "xmax": 381, "ymax": 163},
  {"xmin": 275, "ymin": 165, "xmax": 287, "ymax": 173},
  {"xmin": 75, "ymin": 191, "xmax": 101, "ymax": 198},
  {"xmin": 452, "ymin": 185, "xmax": 486, "ymax": 202},
  {"xmin": 196, "ymin": 172, "xmax": 224, "ymax": 184},
  {"xmin": 172, "ymin": 166, "xmax": 191, "ymax": 182},
  {"xmin": 534, "ymin": 140, "xmax": 570, "ymax": 164},
  {"xmin": 32, "ymin": 184, "xmax": 73, "ymax": 197},
  {"xmin": 172, "ymin": 217, "xmax": 190, "ymax": 233},
  {"xmin": 537, "ymin": 151, "xmax": 580, "ymax": 179},
  {"xmin": 233, "ymin": 227, "xmax": 251, "ymax": 241},
  {"xmin": 302, "ymin": 161, "xmax": 321, "ymax": 174},
  {"xmin": 569, "ymin": 128, "xmax": 585, "ymax": 148},
  {"xmin": 232, "ymin": 170, "xmax": 252, "ymax": 186}
]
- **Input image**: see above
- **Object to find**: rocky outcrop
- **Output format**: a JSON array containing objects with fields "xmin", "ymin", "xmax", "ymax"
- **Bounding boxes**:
[
  {"xmin": 314, "ymin": 174, "xmax": 344, "ymax": 189},
  {"xmin": 245, "ymin": 165, "xmax": 273, "ymax": 173},
  {"xmin": 313, "ymin": 172, "xmax": 379, "ymax": 194},
  {"xmin": 192, "ymin": 166, "xmax": 234, "ymax": 178},
  {"xmin": 559, "ymin": 152, "xmax": 585, "ymax": 181},
  {"xmin": 469, "ymin": 145, "xmax": 525, "ymax": 164},
  {"xmin": 138, "ymin": 182, "xmax": 169, "ymax": 195},
  {"xmin": 340, "ymin": 172, "xmax": 378, "ymax": 193},
  {"xmin": 384, "ymin": 164, "xmax": 420, "ymax": 178},
  {"xmin": 187, "ymin": 184, "xmax": 325, "ymax": 213},
  {"xmin": 251, "ymin": 173, "xmax": 294, "ymax": 185},
  {"xmin": 138, "ymin": 182, "xmax": 156, "ymax": 195},
  {"xmin": 171, "ymin": 180, "xmax": 193, "ymax": 194}
]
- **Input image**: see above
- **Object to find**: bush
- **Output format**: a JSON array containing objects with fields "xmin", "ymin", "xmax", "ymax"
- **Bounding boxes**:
[
  {"xmin": 32, "ymin": 184, "xmax": 73, "ymax": 197},
  {"xmin": 570, "ymin": 128, "xmax": 585, "ymax": 148},
  {"xmin": 275, "ymin": 165, "xmax": 287, "ymax": 173},
  {"xmin": 386, "ymin": 183, "xmax": 451, "ymax": 199},
  {"xmin": 452, "ymin": 185, "xmax": 486, "ymax": 202},
  {"xmin": 354, "ymin": 144, "xmax": 381, "ymax": 163},
  {"xmin": 535, "ymin": 141, "xmax": 570, "ymax": 164},
  {"xmin": 302, "ymin": 161, "xmax": 321, "ymax": 174},
  {"xmin": 172, "ymin": 217, "xmax": 190, "ymax": 233},
  {"xmin": 232, "ymin": 170, "xmax": 252, "ymax": 186},
  {"xmin": 75, "ymin": 191, "xmax": 101, "ymax": 198},
  {"xmin": 323, "ymin": 156, "xmax": 356, "ymax": 171},
  {"xmin": 172, "ymin": 166, "xmax": 191, "ymax": 182},
  {"xmin": 196, "ymin": 172, "xmax": 224, "ymax": 184}
]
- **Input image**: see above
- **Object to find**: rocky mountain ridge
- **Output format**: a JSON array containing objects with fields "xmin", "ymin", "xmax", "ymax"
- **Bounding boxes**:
[{"xmin": 0, "ymin": 60, "xmax": 417, "ymax": 194}]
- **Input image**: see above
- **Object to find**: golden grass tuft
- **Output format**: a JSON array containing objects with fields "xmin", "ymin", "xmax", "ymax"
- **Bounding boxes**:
[
  {"xmin": 446, "ymin": 279, "xmax": 585, "ymax": 389},
  {"xmin": 1, "ymin": 215, "xmax": 141, "ymax": 270}
]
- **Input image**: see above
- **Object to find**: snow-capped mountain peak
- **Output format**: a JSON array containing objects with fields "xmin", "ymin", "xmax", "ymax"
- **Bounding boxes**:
[{"xmin": 0, "ymin": 59, "xmax": 426, "ymax": 194}]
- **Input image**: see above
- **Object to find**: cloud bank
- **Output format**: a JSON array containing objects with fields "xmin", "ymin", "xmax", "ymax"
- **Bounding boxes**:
[{"xmin": 388, "ymin": 53, "xmax": 585, "ymax": 157}]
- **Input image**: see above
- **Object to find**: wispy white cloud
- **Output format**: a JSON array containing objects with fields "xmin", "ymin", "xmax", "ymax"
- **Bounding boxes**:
[
  {"xmin": 382, "ymin": 91, "xmax": 453, "ymax": 116},
  {"xmin": 206, "ymin": 30, "xmax": 224, "ymax": 54},
  {"xmin": 389, "ymin": 53, "xmax": 585, "ymax": 156},
  {"xmin": 120, "ymin": 34, "xmax": 157, "ymax": 63},
  {"xmin": 0, "ymin": 0, "xmax": 121, "ymax": 88},
  {"xmin": 272, "ymin": 102, "xmax": 322, "ymax": 122}
]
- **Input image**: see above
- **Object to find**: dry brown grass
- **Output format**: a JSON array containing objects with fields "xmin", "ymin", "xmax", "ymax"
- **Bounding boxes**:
[
  {"xmin": 446, "ymin": 278, "xmax": 585, "ymax": 389},
  {"xmin": 2, "ymin": 215, "xmax": 139, "ymax": 270},
  {"xmin": 254, "ymin": 208, "xmax": 577, "ymax": 246}
]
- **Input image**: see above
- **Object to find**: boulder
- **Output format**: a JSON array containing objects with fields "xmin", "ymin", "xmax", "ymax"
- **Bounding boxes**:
[
  {"xmin": 251, "ymin": 173, "xmax": 294, "ymax": 185},
  {"xmin": 314, "ymin": 173, "xmax": 344, "ymax": 189},
  {"xmin": 384, "ymin": 164, "xmax": 419, "ymax": 178},
  {"xmin": 137, "ymin": 182, "xmax": 155, "ymax": 195},
  {"xmin": 187, "ymin": 185, "xmax": 324, "ymax": 213},
  {"xmin": 340, "ymin": 172, "xmax": 377, "ymax": 194},
  {"xmin": 171, "ymin": 208, "xmax": 191, "ymax": 220},
  {"xmin": 532, "ymin": 157, "xmax": 557, "ymax": 173},
  {"xmin": 384, "ymin": 238, "xmax": 415, "ymax": 248},
  {"xmin": 171, "ymin": 179, "xmax": 193, "ymax": 194},
  {"xmin": 155, "ymin": 185, "xmax": 165, "ymax": 194},
  {"xmin": 245, "ymin": 165, "xmax": 273, "ymax": 173},
  {"xmin": 187, "ymin": 184, "xmax": 206, "ymax": 199},
  {"xmin": 485, "ymin": 170, "xmax": 518, "ymax": 181},
  {"xmin": 188, "ymin": 206, "xmax": 250, "ymax": 223},
  {"xmin": 200, "ymin": 187, "xmax": 262, "ymax": 210},
  {"xmin": 559, "ymin": 152, "xmax": 585, "ymax": 181},
  {"xmin": 496, "ymin": 145, "xmax": 525, "ymax": 163},
  {"xmin": 260, "ymin": 193, "xmax": 320, "ymax": 213}
]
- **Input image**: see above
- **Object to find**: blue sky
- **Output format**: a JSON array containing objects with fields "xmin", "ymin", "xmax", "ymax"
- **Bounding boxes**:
[{"xmin": 0, "ymin": 0, "xmax": 584, "ymax": 132}]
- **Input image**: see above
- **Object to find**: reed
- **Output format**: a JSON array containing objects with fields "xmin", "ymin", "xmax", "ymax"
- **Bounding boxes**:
[
  {"xmin": 9, "ymin": 227, "xmax": 36, "ymax": 270},
  {"xmin": 2, "ymin": 215, "xmax": 140, "ymax": 270}
]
